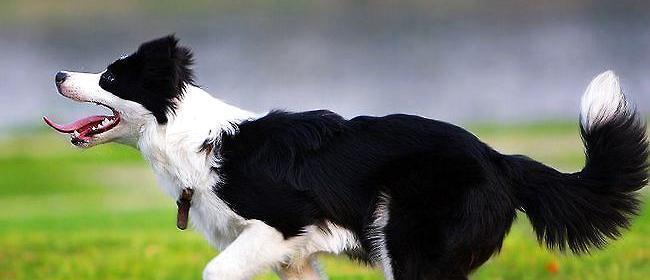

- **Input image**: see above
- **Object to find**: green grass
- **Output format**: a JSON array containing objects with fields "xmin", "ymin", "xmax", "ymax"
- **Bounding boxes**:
[{"xmin": 0, "ymin": 122, "xmax": 648, "ymax": 279}]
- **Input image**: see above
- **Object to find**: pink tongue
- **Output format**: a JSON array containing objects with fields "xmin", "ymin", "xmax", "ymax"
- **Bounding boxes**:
[{"xmin": 43, "ymin": 115, "xmax": 108, "ymax": 133}]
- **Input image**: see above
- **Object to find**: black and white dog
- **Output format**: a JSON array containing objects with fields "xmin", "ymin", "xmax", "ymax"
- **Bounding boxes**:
[{"xmin": 44, "ymin": 36, "xmax": 648, "ymax": 280}]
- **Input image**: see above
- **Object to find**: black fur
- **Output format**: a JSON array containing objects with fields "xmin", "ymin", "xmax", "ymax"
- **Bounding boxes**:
[
  {"xmin": 499, "ymin": 107, "xmax": 649, "ymax": 253},
  {"xmin": 99, "ymin": 35, "xmax": 195, "ymax": 123},
  {"xmin": 54, "ymin": 35, "xmax": 648, "ymax": 279},
  {"xmin": 214, "ymin": 107, "xmax": 647, "ymax": 279}
]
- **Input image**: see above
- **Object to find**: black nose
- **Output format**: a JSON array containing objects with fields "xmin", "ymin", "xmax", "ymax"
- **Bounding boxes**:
[{"xmin": 55, "ymin": 72, "xmax": 68, "ymax": 85}]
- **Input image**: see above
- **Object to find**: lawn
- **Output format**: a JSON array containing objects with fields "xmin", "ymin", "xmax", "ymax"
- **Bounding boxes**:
[{"xmin": 0, "ymin": 122, "xmax": 648, "ymax": 280}]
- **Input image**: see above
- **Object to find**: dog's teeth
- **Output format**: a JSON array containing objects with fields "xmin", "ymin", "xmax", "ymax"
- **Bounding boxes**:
[{"xmin": 73, "ymin": 131, "xmax": 80, "ymax": 137}]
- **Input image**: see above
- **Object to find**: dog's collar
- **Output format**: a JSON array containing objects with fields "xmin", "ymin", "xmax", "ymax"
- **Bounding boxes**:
[{"xmin": 176, "ymin": 188, "xmax": 194, "ymax": 230}]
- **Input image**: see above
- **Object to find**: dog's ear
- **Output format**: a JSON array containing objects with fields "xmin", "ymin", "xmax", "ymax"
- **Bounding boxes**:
[
  {"xmin": 169, "ymin": 38, "xmax": 195, "ymax": 92},
  {"xmin": 135, "ymin": 35, "xmax": 195, "ymax": 123},
  {"xmin": 137, "ymin": 35, "xmax": 195, "ymax": 91}
]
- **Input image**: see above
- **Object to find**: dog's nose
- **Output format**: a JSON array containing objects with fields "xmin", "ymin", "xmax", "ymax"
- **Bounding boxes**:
[{"xmin": 55, "ymin": 71, "xmax": 68, "ymax": 85}]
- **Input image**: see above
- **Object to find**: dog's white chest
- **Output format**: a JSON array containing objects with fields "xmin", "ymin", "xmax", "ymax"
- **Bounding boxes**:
[
  {"xmin": 134, "ymin": 86, "xmax": 257, "ymax": 250},
  {"xmin": 138, "ymin": 128, "xmax": 245, "ymax": 250}
]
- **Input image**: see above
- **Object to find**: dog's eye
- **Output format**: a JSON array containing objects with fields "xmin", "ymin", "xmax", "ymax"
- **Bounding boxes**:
[{"xmin": 101, "ymin": 71, "xmax": 116, "ymax": 84}]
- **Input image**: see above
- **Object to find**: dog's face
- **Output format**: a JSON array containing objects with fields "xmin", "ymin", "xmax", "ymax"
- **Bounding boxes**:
[{"xmin": 44, "ymin": 35, "xmax": 194, "ymax": 148}]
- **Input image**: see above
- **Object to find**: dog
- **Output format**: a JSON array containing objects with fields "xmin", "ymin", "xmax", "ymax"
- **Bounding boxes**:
[{"xmin": 44, "ymin": 35, "xmax": 648, "ymax": 280}]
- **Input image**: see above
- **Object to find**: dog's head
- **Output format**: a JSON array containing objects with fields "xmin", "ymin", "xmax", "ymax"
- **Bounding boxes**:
[{"xmin": 44, "ymin": 35, "xmax": 194, "ymax": 148}]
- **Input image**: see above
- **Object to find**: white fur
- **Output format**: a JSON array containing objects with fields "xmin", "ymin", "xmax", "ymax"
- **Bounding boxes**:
[
  {"xmin": 199, "ymin": 218, "xmax": 355, "ymax": 280},
  {"xmin": 202, "ymin": 219, "xmax": 306, "ymax": 279},
  {"xmin": 56, "ymin": 71, "xmax": 151, "ymax": 147},
  {"xmin": 59, "ymin": 72, "xmax": 358, "ymax": 277},
  {"xmin": 302, "ymin": 221, "xmax": 361, "ymax": 256},
  {"xmin": 58, "ymin": 66, "xmax": 641, "ymax": 279},
  {"xmin": 580, "ymin": 70, "xmax": 628, "ymax": 130},
  {"xmin": 368, "ymin": 193, "xmax": 394, "ymax": 280},
  {"xmin": 136, "ymin": 85, "xmax": 257, "ymax": 250},
  {"xmin": 61, "ymin": 71, "xmax": 365, "ymax": 279},
  {"xmin": 278, "ymin": 256, "xmax": 326, "ymax": 280},
  {"xmin": 59, "ymin": 72, "xmax": 253, "ymax": 249},
  {"xmin": 143, "ymin": 87, "xmax": 364, "ymax": 279}
]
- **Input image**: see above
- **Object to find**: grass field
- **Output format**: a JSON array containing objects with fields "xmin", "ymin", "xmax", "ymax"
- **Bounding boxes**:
[{"xmin": 0, "ymin": 122, "xmax": 648, "ymax": 280}]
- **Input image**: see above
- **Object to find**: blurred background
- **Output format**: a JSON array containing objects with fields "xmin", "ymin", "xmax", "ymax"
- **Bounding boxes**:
[{"xmin": 1, "ymin": 1, "xmax": 648, "ymax": 279}]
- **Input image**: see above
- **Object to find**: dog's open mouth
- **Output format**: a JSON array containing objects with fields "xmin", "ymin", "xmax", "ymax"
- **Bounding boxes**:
[{"xmin": 43, "ymin": 103, "xmax": 120, "ymax": 146}]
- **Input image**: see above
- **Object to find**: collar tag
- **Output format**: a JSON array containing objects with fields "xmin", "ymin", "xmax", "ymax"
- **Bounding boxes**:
[{"xmin": 176, "ymin": 188, "xmax": 194, "ymax": 230}]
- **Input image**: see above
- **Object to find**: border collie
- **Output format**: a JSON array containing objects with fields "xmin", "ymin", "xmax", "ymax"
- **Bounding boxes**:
[{"xmin": 44, "ymin": 35, "xmax": 648, "ymax": 280}]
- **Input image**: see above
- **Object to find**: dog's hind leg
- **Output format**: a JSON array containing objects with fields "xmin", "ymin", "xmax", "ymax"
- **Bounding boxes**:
[{"xmin": 277, "ymin": 255, "xmax": 327, "ymax": 280}]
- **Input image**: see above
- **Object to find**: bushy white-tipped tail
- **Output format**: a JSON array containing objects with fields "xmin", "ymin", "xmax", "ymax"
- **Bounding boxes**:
[
  {"xmin": 503, "ymin": 70, "xmax": 648, "ymax": 253},
  {"xmin": 580, "ymin": 71, "xmax": 629, "ymax": 130}
]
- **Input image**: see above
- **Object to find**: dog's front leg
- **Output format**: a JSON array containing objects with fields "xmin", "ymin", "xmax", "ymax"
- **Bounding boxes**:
[{"xmin": 202, "ymin": 220, "xmax": 300, "ymax": 280}]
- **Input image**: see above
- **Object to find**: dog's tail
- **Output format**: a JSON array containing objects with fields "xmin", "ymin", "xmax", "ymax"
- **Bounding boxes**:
[{"xmin": 498, "ymin": 71, "xmax": 648, "ymax": 253}]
